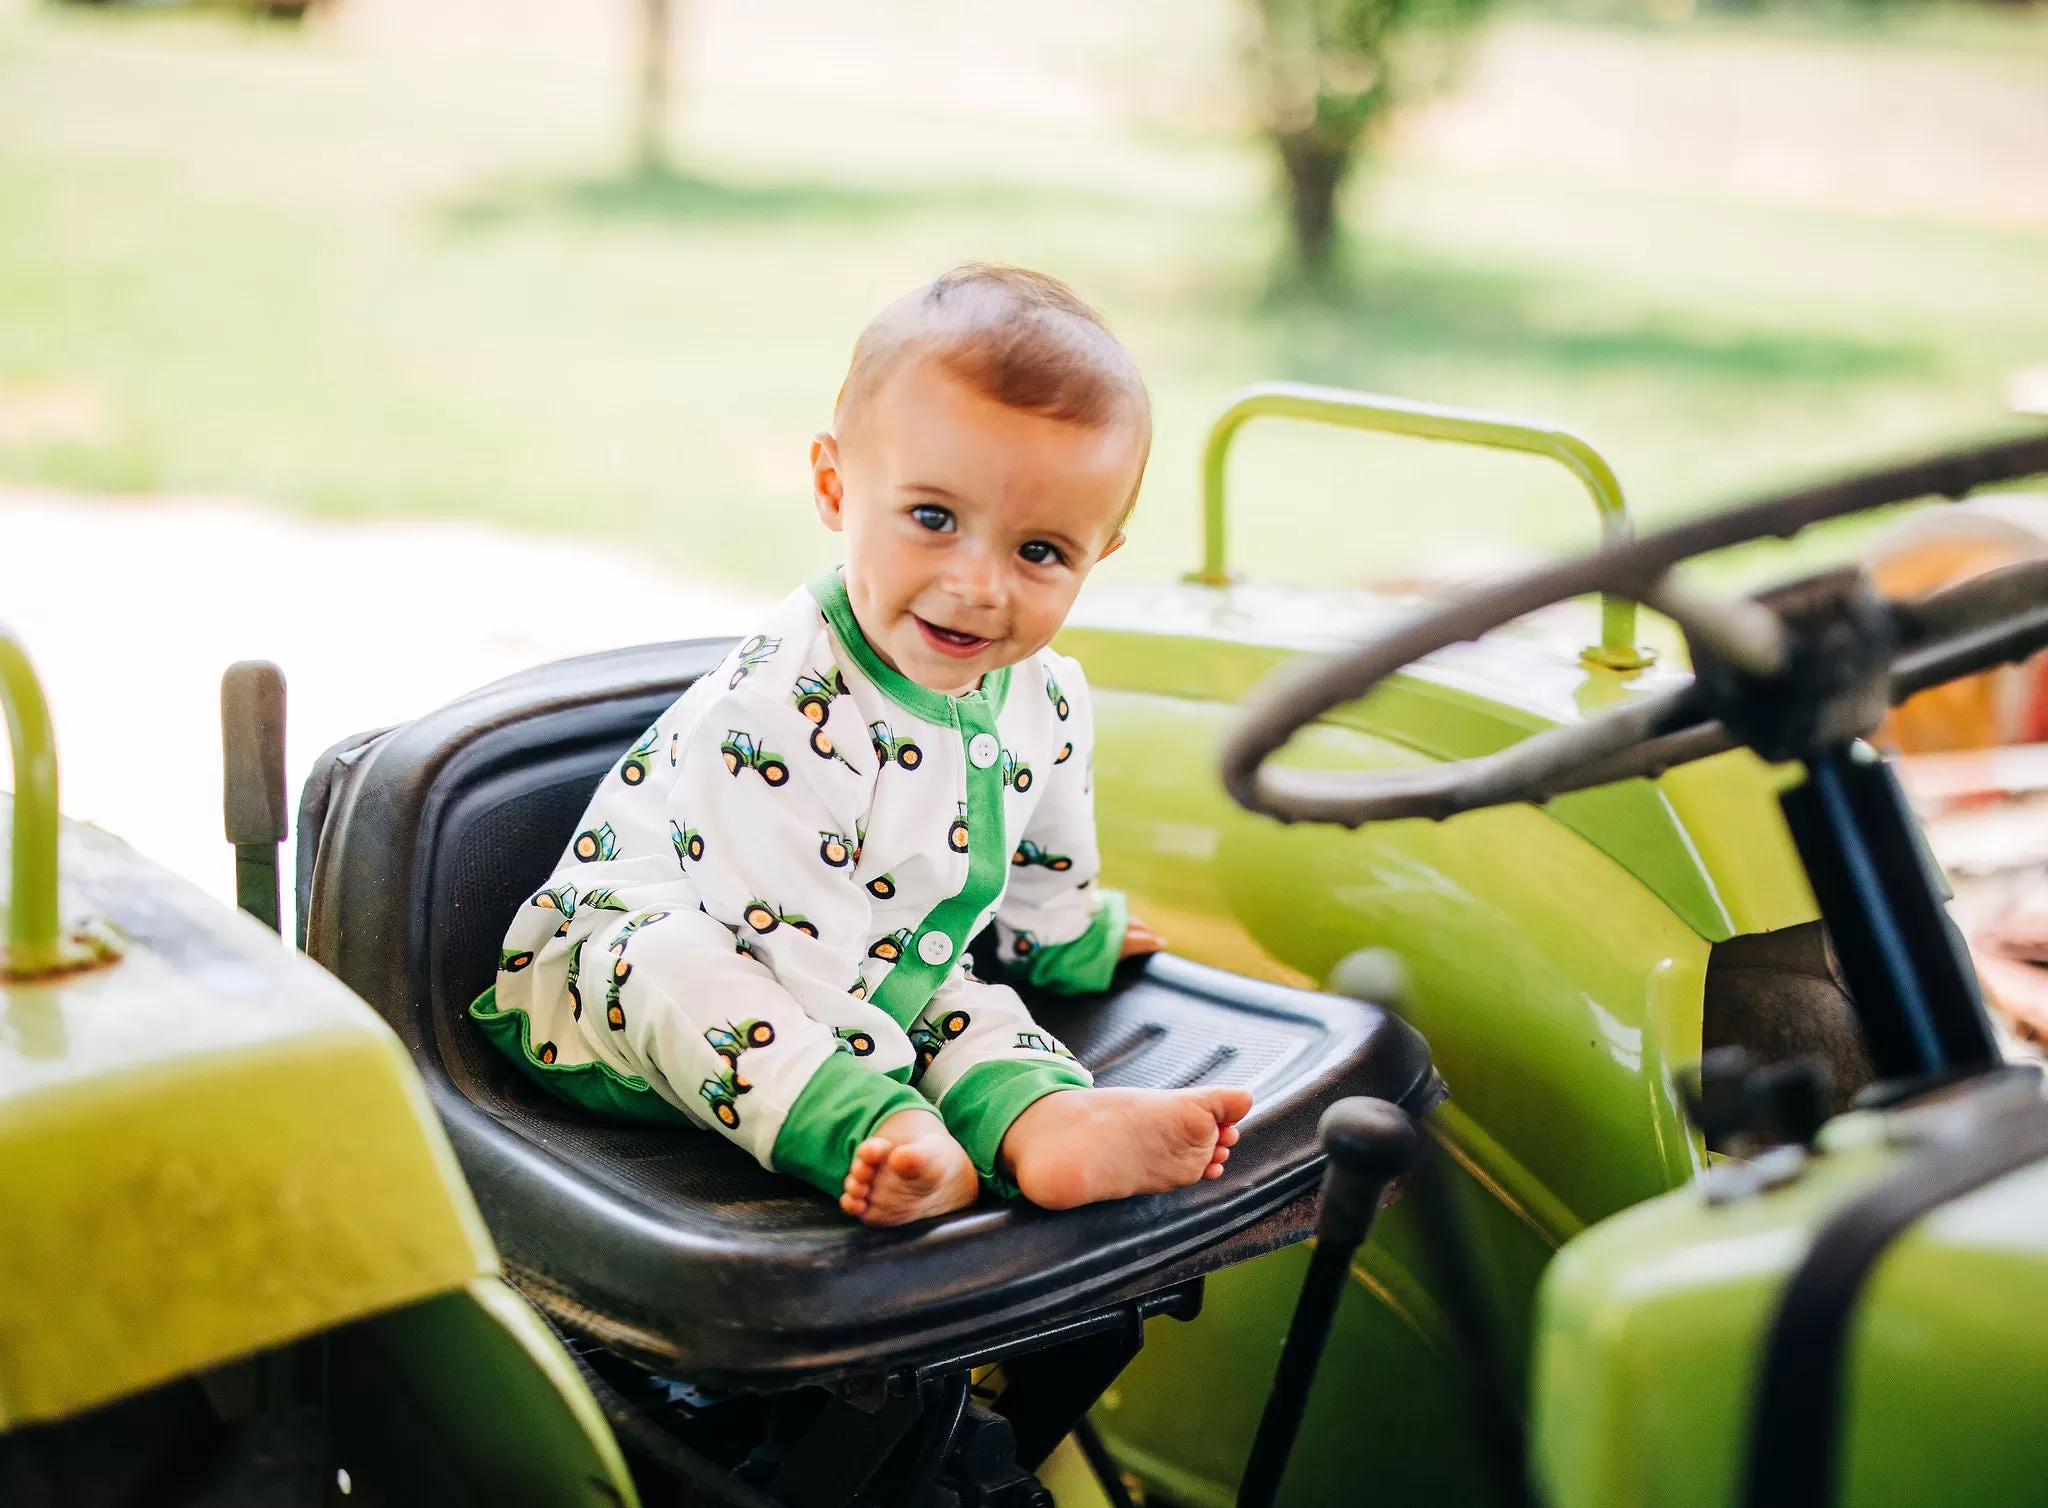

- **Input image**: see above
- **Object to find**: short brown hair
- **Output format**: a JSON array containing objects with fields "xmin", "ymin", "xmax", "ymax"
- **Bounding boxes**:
[{"xmin": 835, "ymin": 264, "xmax": 1152, "ymax": 522}]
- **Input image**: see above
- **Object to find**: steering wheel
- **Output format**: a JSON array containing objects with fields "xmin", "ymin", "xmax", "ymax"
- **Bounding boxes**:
[{"xmin": 1221, "ymin": 432, "xmax": 2048, "ymax": 828}]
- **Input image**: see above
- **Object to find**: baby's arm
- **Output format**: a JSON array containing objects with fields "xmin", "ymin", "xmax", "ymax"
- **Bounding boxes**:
[{"xmin": 993, "ymin": 654, "xmax": 1141, "ymax": 993}]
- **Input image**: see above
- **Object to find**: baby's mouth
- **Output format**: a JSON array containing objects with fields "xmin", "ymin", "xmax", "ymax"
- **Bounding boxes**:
[{"xmin": 914, "ymin": 616, "xmax": 993, "ymax": 659}]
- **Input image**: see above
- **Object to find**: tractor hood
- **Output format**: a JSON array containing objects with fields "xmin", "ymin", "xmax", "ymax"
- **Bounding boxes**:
[
  {"xmin": 0, "ymin": 806, "xmax": 496, "ymax": 1430},
  {"xmin": 1533, "ymin": 1079, "xmax": 2048, "ymax": 1507},
  {"xmin": 1059, "ymin": 579, "xmax": 1818, "ymax": 942}
]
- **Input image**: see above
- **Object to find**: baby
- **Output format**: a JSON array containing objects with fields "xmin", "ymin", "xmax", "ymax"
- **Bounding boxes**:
[{"xmin": 474, "ymin": 264, "xmax": 1250, "ymax": 1225}]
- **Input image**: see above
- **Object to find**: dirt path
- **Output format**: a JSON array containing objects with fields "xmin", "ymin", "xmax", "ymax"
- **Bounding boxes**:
[{"xmin": 2, "ymin": 487, "xmax": 765, "ymax": 927}]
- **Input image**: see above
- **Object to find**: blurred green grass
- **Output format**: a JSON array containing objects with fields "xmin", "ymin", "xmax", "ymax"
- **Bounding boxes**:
[{"xmin": 1, "ymin": 0, "xmax": 2045, "ymax": 598}]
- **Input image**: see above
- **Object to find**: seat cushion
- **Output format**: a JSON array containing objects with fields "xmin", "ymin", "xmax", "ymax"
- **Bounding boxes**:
[{"xmin": 300, "ymin": 639, "xmax": 1441, "ymax": 1389}]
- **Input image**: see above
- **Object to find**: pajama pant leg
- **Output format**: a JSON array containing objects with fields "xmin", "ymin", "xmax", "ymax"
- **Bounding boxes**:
[
  {"xmin": 911, "ymin": 974, "xmax": 1093, "ymax": 1194},
  {"xmin": 579, "ymin": 907, "xmax": 926, "ymax": 1198}
]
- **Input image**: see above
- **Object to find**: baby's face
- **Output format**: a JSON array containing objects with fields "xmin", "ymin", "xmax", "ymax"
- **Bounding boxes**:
[{"xmin": 813, "ymin": 360, "xmax": 1145, "ymax": 695}]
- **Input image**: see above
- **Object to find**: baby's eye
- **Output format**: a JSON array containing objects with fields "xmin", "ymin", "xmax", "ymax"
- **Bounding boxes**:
[
  {"xmin": 910, "ymin": 504, "xmax": 955, "ymax": 533},
  {"xmin": 1019, "ymin": 540, "xmax": 1065, "ymax": 567}
]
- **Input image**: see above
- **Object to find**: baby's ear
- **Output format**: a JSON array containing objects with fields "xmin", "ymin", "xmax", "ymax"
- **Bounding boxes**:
[{"xmin": 811, "ymin": 432, "xmax": 846, "ymax": 532}]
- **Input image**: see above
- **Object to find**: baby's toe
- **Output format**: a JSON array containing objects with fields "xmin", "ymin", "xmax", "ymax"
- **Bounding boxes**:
[{"xmin": 1218, "ymin": 1124, "xmax": 1241, "ymax": 1149}]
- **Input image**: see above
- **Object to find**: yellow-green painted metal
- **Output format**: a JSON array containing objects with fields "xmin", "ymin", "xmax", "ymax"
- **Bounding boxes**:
[
  {"xmin": 1, "ymin": 625, "xmax": 60, "ymax": 975},
  {"xmin": 0, "ymin": 809, "xmax": 497, "ymax": 1429},
  {"xmin": 1058, "ymin": 573, "xmax": 1819, "ymax": 1505},
  {"xmin": 324, "ymin": 1277, "xmax": 641, "ymax": 1507},
  {"xmin": 1533, "ymin": 1116, "xmax": 2048, "ymax": 1508},
  {"xmin": 1193, "ymin": 383, "xmax": 1646, "ymax": 665}
]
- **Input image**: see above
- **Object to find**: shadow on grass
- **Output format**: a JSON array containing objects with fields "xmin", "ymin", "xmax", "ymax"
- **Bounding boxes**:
[
  {"xmin": 1244, "ymin": 250, "xmax": 1938, "ymax": 389},
  {"xmin": 438, "ymin": 161, "xmax": 1126, "ymax": 235}
]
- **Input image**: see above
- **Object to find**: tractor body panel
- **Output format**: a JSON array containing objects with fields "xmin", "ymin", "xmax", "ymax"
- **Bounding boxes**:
[
  {"xmin": 1059, "ymin": 579, "xmax": 1823, "ymax": 1505},
  {"xmin": 0, "ymin": 808, "xmax": 495, "ymax": 1428},
  {"xmin": 1532, "ymin": 1113, "xmax": 2048, "ymax": 1508}
]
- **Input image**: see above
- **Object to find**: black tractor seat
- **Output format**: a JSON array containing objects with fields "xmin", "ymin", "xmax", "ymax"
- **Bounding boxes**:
[{"xmin": 297, "ymin": 639, "xmax": 1443, "ymax": 1393}]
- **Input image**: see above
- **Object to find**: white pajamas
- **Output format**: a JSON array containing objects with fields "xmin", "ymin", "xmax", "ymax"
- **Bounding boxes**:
[{"xmin": 471, "ymin": 570, "xmax": 1125, "ymax": 1198}]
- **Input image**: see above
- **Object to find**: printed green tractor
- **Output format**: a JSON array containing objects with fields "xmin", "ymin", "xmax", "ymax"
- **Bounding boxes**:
[
  {"xmin": 566, "ymin": 937, "xmax": 585, "ymax": 1018},
  {"xmin": 908, "ymin": 1008, "xmax": 972, "ymax": 1076},
  {"xmin": 867, "ymin": 926, "xmax": 913, "ymax": 962},
  {"xmin": 603, "ymin": 955, "xmax": 631, "ymax": 1030},
  {"xmin": 607, "ymin": 908, "xmax": 670, "ymax": 955},
  {"xmin": 865, "ymin": 872, "xmax": 897, "ymax": 900},
  {"xmin": 499, "ymin": 946, "xmax": 535, "ymax": 973},
  {"xmin": 580, "ymin": 885, "xmax": 627, "ymax": 913},
  {"xmin": 869, "ymin": 719, "xmax": 923, "ymax": 770},
  {"xmin": 1054, "ymin": 739, "xmax": 1073, "ymax": 765},
  {"xmin": 1046, "ymin": 671, "xmax": 1070, "ymax": 721},
  {"xmin": 793, "ymin": 666, "xmax": 849, "ymax": 725},
  {"xmin": 619, "ymin": 726, "xmax": 661, "ymax": 786},
  {"xmin": 818, "ymin": 830, "xmax": 857, "ymax": 868},
  {"xmin": 571, "ymin": 820, "xmax": 617, "ymax": 862},
  {"xmin": 704, "ymin": 1017, "xmax": 778, "ymax": 1076},
  {"xmin": 998, "ymin": 750, "xmax": 1034, "ymax": 793},
  {"xmin": 533, "ymin": 883, "xmax": 578, "ymax": 934},
  {"xmin": 720, "ymin": 728, "xmax": 791, "ymax": 786},
  {"xmin": 1012, "ymin": 1030, "xmax": 1074, "ymax": 1059},
  {"xmin": 742, "ymin": 898, "xmax": 819, "ymax": 938},
  {"xmin": 726, "ymin": 632, "xmax": 781, "ymax": 689},
  {"xmin": 671, "ymin": 820, "xmax": 705, "ymax": 864},
  {"xmin": 698, "ymin": 1070, "xmax": 745, "ymax": 1129},
  {"xmin": 836, "ymin": 1026, "xmax": 878, "ymax": 1056},
  {"xmin": 947, "ymin": 802, "xmax": 970, "ymax": 853},
  {"xmin": 1010, "ymin": 838, "xmax": 1071, "ymax": 871}
]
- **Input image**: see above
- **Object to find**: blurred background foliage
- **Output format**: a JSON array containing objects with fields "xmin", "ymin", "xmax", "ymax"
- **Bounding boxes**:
[{"xmin": 1, "ymin": 0, "xmax": 2044, "ymax": 595}]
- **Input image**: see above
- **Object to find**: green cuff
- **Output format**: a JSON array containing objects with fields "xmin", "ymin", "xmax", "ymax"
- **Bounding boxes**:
[
  {"xmin": 1014, "ymin": 890, "xmax": 1127, "ymax": 996},
  {"xmin": 939, "ymin": 1058, "xmax": 1093, "ymax": 1198},
  {"xmin": 469, "ymin": 986, "xmax": 692, "ymax": 1128},
  {"xmin": 771, "ymin": 1050, "xmax": 931, "ymax": 1201}
]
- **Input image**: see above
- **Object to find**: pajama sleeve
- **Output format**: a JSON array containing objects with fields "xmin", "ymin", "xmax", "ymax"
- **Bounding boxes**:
[
  {"xmin": 992, "ymin": 653, "xmax": 1129, "ymax": 995},
  {"xmin": 666, "ymin": 678, "xmax": 876, "ymax": 1019}
]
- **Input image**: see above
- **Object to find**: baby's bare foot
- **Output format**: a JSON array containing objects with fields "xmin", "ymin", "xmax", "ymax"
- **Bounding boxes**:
[
  {"xmin": 1001, "ymin": 1086, "xmax": 1253, "ymax": 1211},
  {"xmin": 839, "ymin": 1110, "xmax": 979, "ymax": 1227}
]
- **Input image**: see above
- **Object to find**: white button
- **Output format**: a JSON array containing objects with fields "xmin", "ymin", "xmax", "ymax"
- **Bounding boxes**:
[
  {"xmin": 967, "ymin": 732, "xmax": 1000, "ymax": 768},
  {"xmin": 917, "ymin": 931, "xmax": 954, "ymax": 966}
]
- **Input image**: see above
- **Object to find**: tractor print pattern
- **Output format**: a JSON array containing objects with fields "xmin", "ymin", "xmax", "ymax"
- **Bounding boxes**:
[
  {"xmin": 909, "ymin": 1007, "xmax": 971, "ymax": 1080},
  {"xmin": 620, "ymin": 727, "xmax": 661, "ymax": 787},
  {"xmin": 869, "ymin": 720, "xmax": 923, "ymax": 770},
  {"xmin": 727, "ymin": 634, "xmax": 781, "ymax": 689},
  {"xmin": 1011, "ymin": 839, "xmax": 1073, "ymax": 872},
  {"xmin": 744, "ymin": 900, "xmax": 819, "ymax": 938},
  {"xmin": 699, "ymin": 1017, "xmax": 777, "ymax": 1128},
  {"xmin": 534, "ymin": 885, "xmax": 578, "ymax": 935},
  {"xmin": 483, "ymin": 581, "xmax": 1115, "ymax": 1186},
  {"xmin": 720, "ymin": 730, "xmax": 790, "ymax": 787}
]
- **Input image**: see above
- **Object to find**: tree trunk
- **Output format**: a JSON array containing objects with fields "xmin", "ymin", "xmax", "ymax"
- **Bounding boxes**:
[
  {"xmin": 1274, "ymin": 130, "xmax": 1352, "ymax": 276},
  {"xmin": 635, "ymin": 0, "xmax": 673, "ymax": 174}
]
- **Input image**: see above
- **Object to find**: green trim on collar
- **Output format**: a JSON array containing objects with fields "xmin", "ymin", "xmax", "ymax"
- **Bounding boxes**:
[
  {"xmin": 807, "ymin": 568, "xmax": 1014, "ymax": 721},
  {"xmin": 469, "ymin": 987, "xmax": 692, "ymax": 1127}
]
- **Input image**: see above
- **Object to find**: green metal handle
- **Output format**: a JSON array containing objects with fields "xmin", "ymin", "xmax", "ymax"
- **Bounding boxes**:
[
  {"xmin": 1195, "ymin": 382, "xmax": 1646, "ymax": 666},
  {"xmin": 1, "ymin": 624, "xmax": 62, "ymax": 976}
]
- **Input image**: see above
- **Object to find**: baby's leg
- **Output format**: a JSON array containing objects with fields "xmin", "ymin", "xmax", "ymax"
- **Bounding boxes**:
[
  {"xmin": 839, "ymin": 1109, "xmax": 979, "ymax": 1226},
  {"xmin": 911, "ymin": 974, "xmax": 1251, "ymax": 1208},
  {"xmin": 588, "ymin": 909, "xmax": 962, "ymax": 1222},
  {"xmin": 998, "ymin": 1086, "xmax": 1250, "ymax": 1210}
]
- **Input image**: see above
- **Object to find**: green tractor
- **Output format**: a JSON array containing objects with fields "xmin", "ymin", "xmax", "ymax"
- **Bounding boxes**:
[
  {"xmin": 720, "ymin": 729, "xmax": 792, "ymax": 787},
  {"xmin": 6, "ymin": 379, "xmax": 2046, "ymax": 1508},
  {"xmin": 870, "ymin": 720, "xmax": 925, "ymax": 771}
]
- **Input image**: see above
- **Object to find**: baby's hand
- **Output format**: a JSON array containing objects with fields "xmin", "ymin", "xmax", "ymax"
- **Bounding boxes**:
[{"xmin": 1121, "ymin": 914, "xmax": 1166, "ymax": 959}]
